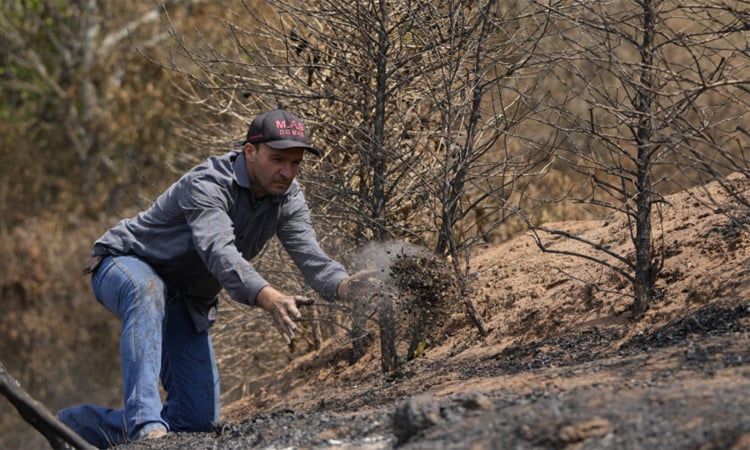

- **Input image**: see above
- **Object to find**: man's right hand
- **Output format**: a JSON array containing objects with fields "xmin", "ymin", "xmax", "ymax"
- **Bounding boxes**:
[
  {"xmin": 337, "ymin": 269, "xmax": 382, "ymax": 301},
  {"xmin": 255, "ymin": 286, "xmax": 315, "ymax": 344}
]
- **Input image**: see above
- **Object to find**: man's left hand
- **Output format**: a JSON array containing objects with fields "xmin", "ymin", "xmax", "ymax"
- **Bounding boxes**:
[{"xmin": 337, "ymin": 269, "xmax": 382, "ymax": 300}]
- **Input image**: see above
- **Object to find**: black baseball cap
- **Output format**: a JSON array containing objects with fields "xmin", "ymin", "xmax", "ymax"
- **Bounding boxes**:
[{"xmin": 244, "ymin": 109, "xmax": 321, "ymax": 156}]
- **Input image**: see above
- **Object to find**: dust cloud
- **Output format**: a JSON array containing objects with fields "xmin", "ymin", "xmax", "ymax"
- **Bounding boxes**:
[{"xmin": 347, "ymin": 240, "xmax": 434, "ymax": 282}]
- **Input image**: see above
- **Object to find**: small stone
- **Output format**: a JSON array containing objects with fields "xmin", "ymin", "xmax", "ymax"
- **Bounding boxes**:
[
  {"xmin": 730, "ymin": 433, "xmax": 750, "ymax": 450},
  {"xmin": 558, "ymin": 417, "xmax": 612, "ymax": 443},
  {"xmin": 460, "ymin": 393, "xmax": 493, "ymax": 410},
  {"xmin": 392, "ymin": 393, "xmax": 442, "ymax": 444}
]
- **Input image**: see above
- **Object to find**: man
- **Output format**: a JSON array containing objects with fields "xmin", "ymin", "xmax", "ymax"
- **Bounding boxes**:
[{"xmin": 57, "ymin": 109, "xmax": 360, "ymax": 448}]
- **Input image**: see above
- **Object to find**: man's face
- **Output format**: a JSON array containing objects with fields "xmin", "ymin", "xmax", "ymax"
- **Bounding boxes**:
[{"xmin": 244, "ymin": 143, "xmax": 304, "ymax": 198}]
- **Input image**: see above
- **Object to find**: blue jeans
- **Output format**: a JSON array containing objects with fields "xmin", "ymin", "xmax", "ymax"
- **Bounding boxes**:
[{"xmin": 57, "ymin": 256, "xmax": 220, "ymax": 448}]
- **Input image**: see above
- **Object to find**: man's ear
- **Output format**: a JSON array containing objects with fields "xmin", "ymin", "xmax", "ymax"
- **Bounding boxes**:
[{"xmin": 243, "ymin": 143, "xmax": 256, "ymax": 158}]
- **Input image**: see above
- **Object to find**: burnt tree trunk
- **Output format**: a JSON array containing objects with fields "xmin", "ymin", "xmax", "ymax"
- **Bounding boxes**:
[
  {"xmin": 0, "ymin": 360, "xmax": 95, "ymax": 450},
  {"xmin": 632, "ymin": 0, "xmax": 658, "ymax": 315}
]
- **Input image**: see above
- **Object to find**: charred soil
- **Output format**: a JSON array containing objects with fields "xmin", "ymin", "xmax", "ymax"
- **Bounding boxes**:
[{"xmin": 121, "ymin": 176, "xmax": 750, "ymax": 450}]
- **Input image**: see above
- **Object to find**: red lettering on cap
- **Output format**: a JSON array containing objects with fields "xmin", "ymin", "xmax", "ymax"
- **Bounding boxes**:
[{"xmin": 275, "ymin": 119, "xmax": 305, "ymax": 137}]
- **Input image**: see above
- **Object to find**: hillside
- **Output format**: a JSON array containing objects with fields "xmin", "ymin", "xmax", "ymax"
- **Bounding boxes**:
[{"xmin": 124, "ymin": 174, "xmax": 750, "ymax": 449}]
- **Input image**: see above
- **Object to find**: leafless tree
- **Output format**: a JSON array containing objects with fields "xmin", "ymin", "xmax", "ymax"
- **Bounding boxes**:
[
  {"xmin": 520, "ymin": 0, "xmax": 750, "ymax": 314},
  {"xmin": 159, "ymin": 0, "xmax": 434, "ymax": 244},
  {"xmin": 157, "ymin": 0, "xmax": 554, "ymax": 267},
  {"xmin": 400, "ymin": 1, "xmax": 551, "ymax": 275},
  {"xmin": 156, "ymin": 0, "xmax": 557, "ymax": 366}
]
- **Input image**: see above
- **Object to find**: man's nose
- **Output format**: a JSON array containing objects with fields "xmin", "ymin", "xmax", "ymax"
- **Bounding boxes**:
[{"xmin": 280, "ymin": 162, "xmax": 294, "ymax": 179}]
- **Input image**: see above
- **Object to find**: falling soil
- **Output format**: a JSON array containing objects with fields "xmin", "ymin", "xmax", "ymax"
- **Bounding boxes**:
[{"xmin": 120, "ymin": 176, "xmax": 750, "ymax": 450}]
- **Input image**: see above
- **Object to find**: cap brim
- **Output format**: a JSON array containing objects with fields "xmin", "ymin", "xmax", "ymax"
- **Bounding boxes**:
[{"xmin": 264, "ymin": 139, "xmax": 322, "ymax": 156}]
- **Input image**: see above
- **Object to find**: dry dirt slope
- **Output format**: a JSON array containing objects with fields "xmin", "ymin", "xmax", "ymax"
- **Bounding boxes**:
[{"xmin": 123, "ymin": 175, "xmax": 750, "ymax": 450}]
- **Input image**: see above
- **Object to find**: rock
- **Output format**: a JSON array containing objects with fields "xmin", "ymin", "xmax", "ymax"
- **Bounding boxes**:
[
  {"xmin": 731, "ymin": 433, "xmax": 750, "ymax": 450},
  {"xmin": 558, "ymin": 417, "xmax": 612, "ymax": 443},
  {"xmin": 392, "ymin": 393, "xmax": 442, "ymax": 444},
  {"xmin": 458, "ymin": 392, "xmax": 493, "ymax": 410},
  {"xmin": 517, "ymin": 417, "xmax": 612, "ymax": 446}
]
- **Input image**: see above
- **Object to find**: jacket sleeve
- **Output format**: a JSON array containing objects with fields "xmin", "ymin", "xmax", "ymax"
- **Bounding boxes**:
[
  {"xmin": 179, "ymin": 174, "xmax": 269, "ymax": 305},
  {"xmin": 277, "ymin": 189, "xmax": 349, "ymax": 299}
]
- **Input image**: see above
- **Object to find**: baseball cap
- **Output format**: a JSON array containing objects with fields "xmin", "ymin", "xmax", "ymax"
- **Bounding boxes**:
[{"xmin": 244, "ymin": 109, "xmax": 321, "ymax": 156}]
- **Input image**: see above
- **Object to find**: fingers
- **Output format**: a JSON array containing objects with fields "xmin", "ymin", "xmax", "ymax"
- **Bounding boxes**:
[
  {"xmin": 339, "ymin": 269, "xmax": 383, "ymax": 299},
  {"xmin": 355, "ymin": 268, "xmax": 381, "ymax": 279},
  {"xmin": 256, "ymin": 288, "xmax": 313, "ymax": 344},
  {"xmin": 273, "ymin": 296, "xmax": 313, "ymax": 344},
  {"xmin": 274, "ymin": 312, "xmax": 295, "ymax": 345},
  {"xmin": 273, "ymin": 300, "xmax": 299, "ymax": 344},
  {"xmin": 294, "ymin": 295, "xmax": 315, "ymax": 307}
]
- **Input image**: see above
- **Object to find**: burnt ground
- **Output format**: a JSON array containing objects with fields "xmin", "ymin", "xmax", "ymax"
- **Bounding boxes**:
[{"xmin": 120, "ymin": 176, "xmax": 750, "ymax": 450}]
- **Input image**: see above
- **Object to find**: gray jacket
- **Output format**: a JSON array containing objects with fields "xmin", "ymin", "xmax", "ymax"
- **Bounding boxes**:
[{"xmin": 93, "ymin": 150, "xmax": 348, "ymax": 332}]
